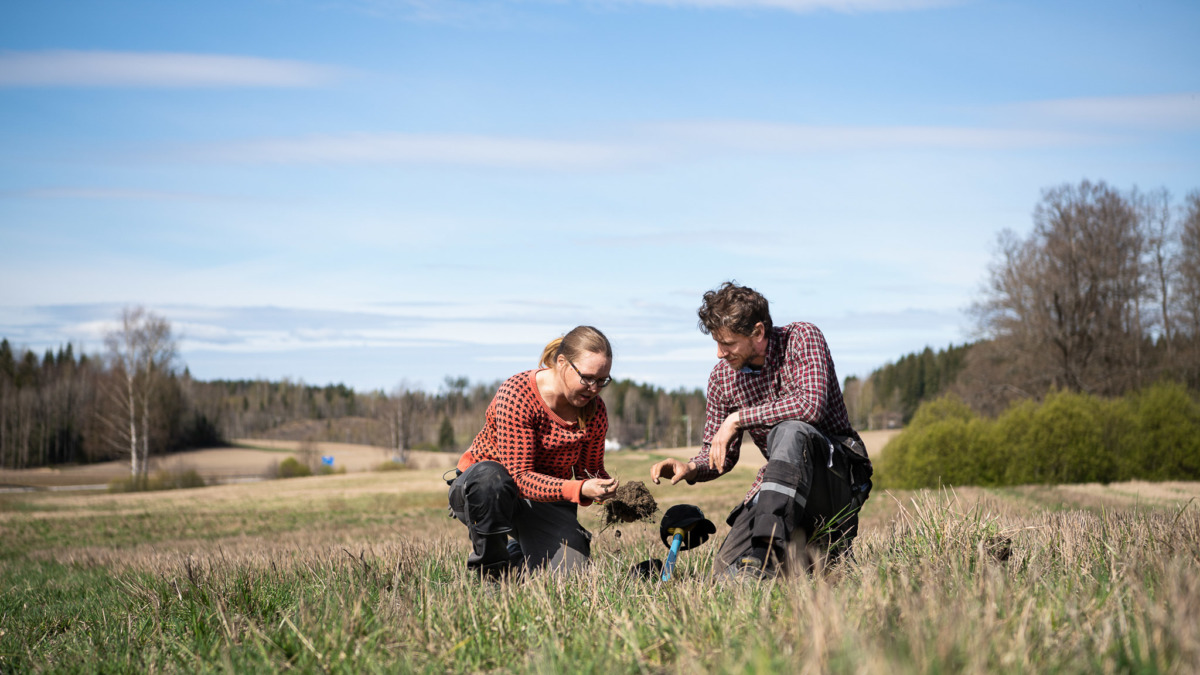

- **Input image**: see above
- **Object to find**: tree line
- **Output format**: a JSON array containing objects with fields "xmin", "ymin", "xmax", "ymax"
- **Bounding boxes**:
[
  {"xmin": 843, "ymin": 342, "xmax": 972, "ymax": 429},
  {"xmin": 847, "ymin": 181, "xmax": 1200, "ymax": 430},
  {"xmin": 0, "ymin": 328, "xmax": 706, "ymax": 471},
  {"xmin": 0, "ymin": 337, "xmax": 220, "ymax": 471}
]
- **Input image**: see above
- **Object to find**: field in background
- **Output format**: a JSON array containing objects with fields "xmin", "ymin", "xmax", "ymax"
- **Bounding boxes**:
[
  {"xmin": 4, "ymin": 429, "xmax": 1198, "ymax": 672},
  {"xmin": 0, "ymin": 429, "xmax": 903, "ymax": 490},
  {"xmin": 0, "ymin": 440, "xmax": 456, "ymax": 489}
]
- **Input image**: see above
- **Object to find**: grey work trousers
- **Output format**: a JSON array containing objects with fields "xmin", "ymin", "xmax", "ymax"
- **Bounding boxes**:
[
  {"xmin": 715, "ymin": 420, "xmax": 859, "ymax": 573},
  {"xmin": 447, "ymin": 460, "xmax": 592, "ymax": 576}
]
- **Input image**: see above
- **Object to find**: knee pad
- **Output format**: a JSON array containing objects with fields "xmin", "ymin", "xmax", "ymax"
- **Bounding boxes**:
[
  {"xmin": 752, "ymin": 460, "xmax": 806, "ymax": 544},
  {"xmin": 455, "ymin": 462, "xmax": 520, "ymax": 535},
  {"xmin": 761, "ymin": 459, "xmax": 804, "ymax": 499}
]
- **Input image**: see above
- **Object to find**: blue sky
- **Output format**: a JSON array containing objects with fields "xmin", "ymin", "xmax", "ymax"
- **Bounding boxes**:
[{"xmin": 1, "ymin": 0, "xmax": 1198, "ymax": 393}]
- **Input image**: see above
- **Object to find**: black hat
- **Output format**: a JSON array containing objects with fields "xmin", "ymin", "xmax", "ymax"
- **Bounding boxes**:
[{"xmin": 659, "ymin": 504, "xmax": 716, "ymax": 550}]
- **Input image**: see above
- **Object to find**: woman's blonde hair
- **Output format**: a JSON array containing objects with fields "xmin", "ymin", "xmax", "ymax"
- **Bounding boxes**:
[
  {"xmin": 539, "ymin": 325, "xmax": 612, "ymax": 368},
  {"xmin": 539, "ymin": 326, "xmax": 612, "ymax": 431}
]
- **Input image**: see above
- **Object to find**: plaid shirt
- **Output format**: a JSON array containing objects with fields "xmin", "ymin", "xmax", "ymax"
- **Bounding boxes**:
[{"xmin": 689, "ymin": 322, "xmax": 860, "ymax": 502}]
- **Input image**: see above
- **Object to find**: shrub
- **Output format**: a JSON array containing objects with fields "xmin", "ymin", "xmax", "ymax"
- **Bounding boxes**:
[
  {"xmin": 107, "ymin": 469, "xmax": 207, "ymax": 493},
  {"xmin": 1125, "ymin": 381, "xmax": 1200, "ymax": 480},
  {"xmin": 1024, "ymin": 389, "xmax": 1113, "ymax": 484},
  {"xmin": 876, "ymin": 394, "xmax": 982, "ymax": 489},
  {"xmin": 993, "ymin": 398, "xmax": 1038, "ymax": 485},
  {"xmin": 276, "ymin": 457, "xmax": 312, "ymax": 479},
  {"xmin": 908, "ymin": 394, "xmax": 975, "ymax": 427},
  {"xmin": 161, "ymin": 468, "xmax": 207, "ymax": 490},
  {"xmin": 374, "ymin": 460, "xmax": 411, "ymax": 472},
  {"xmin": 1099, "ymin": 394, "xmax": 1139, "ymax": 483},
  {"xmin": 877, "ymin": 383, "xmax": 1200, "ymax": 489}
]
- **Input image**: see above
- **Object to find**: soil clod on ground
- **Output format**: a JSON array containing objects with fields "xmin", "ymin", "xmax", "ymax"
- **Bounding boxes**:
[{"xmin": 601, "ymin": 480, "xmax": 658, "ymax": 526}]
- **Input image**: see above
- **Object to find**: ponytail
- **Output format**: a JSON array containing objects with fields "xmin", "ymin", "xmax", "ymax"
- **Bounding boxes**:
[{"xmin": 539, "ymin": 337, "xmax": 564, "ymax": 368}]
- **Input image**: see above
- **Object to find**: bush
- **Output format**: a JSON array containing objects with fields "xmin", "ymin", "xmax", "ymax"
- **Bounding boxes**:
[
  {"xmin": 993, "ymin": 398, "xmax": 1037, "ymax": 485},
  {"xmin": 1124, "ymin": 381, "xmax": 1200, "ymax": 480},
  {"xmin": 374, "ymin": 460, "xmax": 411, "ymax": 472},
  {"xmin": 275, "ymin": 457, "xmax": 312, "ymax": 479},
  {"xmin": 876, "ymin": 394, "xmax": 983, "ymax": 489},
  {"xmin": 108, "ymin": 469, "xmax": 207, "ymax": 493},
  {"xmin": 875, "ymin": 383, "xmax": 1200, "ymax": 489},
  {"xmin": 161, "ymin": 468, "xmax": 207, "ymax": 490},
  {"xmin": 1023, "ymin": 389, "xmax": 1113, "ymax": 484}
]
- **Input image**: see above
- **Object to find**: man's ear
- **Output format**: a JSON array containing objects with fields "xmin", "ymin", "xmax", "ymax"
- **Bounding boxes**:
[{"xmin": 752, "ymin": 322, "xmax": 765, "ymax": 340}]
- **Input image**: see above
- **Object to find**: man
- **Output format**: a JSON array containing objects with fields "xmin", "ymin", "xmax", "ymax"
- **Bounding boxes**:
[{"xmin": 650, "ymin": 282, "xmax": 872, "ymax": 577}]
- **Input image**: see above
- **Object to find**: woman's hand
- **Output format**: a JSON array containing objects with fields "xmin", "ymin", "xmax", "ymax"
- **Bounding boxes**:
[{"xmin": 582, "ymin": 477, "xmax": 619, "ymax": 501}]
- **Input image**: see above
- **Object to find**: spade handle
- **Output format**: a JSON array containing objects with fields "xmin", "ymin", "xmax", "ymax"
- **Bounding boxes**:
[{"xmin": 661, "ymin": 530, "xmax": 685, "ymax": 582}]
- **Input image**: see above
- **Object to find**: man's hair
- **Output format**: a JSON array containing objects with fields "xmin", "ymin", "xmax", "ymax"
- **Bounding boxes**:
[{"xmin": 697, "ymin": 281, "xmax": 773, "ymax": 336}]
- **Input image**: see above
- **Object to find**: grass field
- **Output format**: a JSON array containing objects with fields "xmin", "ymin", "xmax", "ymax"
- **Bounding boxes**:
[{"xmin": 3, "ymin": 438, "xmax": 1199, "ymax": 673}]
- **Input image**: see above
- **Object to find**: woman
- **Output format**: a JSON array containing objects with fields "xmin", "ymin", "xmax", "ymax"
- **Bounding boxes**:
[{"xmin": 448, "ymin": 325, "xmax": 619, "ymax": 578}]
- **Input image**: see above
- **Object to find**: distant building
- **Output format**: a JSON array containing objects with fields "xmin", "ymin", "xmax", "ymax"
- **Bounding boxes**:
[{"xmin": 869, "ymin": 411, "xmax": 903, "ymax": 431}]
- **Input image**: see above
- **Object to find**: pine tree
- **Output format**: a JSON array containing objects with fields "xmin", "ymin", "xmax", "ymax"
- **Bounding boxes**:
[{"xmin": 438, "ymin": 415, "xmax": 456, "ymax": 452}]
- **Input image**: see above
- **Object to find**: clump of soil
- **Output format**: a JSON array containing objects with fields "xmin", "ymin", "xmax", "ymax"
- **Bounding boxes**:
[
  {"xmin": 985, "ymin": 535, "xmax": 1013, "ymax": 562},
  {"xmin": 601, "ymin": 481, "xmax": 658, "ymax": 526}
]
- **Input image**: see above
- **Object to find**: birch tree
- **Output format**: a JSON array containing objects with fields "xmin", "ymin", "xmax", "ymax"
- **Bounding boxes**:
[
  {"xmin": 1136, "ymin": 188, "xmax": 1177, "ymax": 357},
  {"xmin": 103, "ymin": 307, "xmax": 176, "ymax": 483},
  {"xmin": 387, "ymin": 380, "xmax": 427, "ymax": 464}
]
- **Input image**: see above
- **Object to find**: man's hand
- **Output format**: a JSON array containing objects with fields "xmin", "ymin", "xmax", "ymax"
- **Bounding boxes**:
[
  {"xmin": 709, "ymin": 411, "xmax": 741, "ymax": 474},
  {"xmin": 582, "ymin": 477, "xmax": 619, "ymax": 501},
  {"xmin": 650, "ymin": 458, "xmax": 697, "ymax": 485}
]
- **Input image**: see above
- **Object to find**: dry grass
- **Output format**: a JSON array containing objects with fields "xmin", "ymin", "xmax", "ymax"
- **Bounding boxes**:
[{"xmin": 3, "ymin": 446, "xmax": 1198, "ymax": 673}]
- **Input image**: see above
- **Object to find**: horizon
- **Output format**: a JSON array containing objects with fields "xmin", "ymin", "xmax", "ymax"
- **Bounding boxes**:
[
  {"xmin": 2, "ymin": 0, "xmax": 1197, "ymax": 393},
  {"xmin": 0, "ymin": 325, "xmax": 972, "ymax": 395}
]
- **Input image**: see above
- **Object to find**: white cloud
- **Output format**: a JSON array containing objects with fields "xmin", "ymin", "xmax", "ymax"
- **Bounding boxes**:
[
  {"xmin": 0, "ymin": 50, "xmax": 343, "ymax": 88},
  {"xmin": 178, "ymin": 120, "xmax": 1099, "ymax": 171},
  {"xmin": 0, "ymin": 187, "xmax": 217, "ymax": 201},
  {"xmin": 657, "ymin": 121, "xmax": 1103, "ymax": 152},
  {"xmin": 1004, "ymin": 93, "xmax": 1200, "ymax": 130},
  {"xmin": 195, "ymin": 132, "xmax": 652, "ymax": 169}
]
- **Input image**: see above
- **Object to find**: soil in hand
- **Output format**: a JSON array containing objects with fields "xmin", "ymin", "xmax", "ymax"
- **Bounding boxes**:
[{"xmin": 601, "ymin": 481, "xmax": 659, "ymax": 526}]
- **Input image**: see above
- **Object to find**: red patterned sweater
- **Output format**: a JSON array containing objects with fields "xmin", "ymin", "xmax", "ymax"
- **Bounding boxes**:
[{"xmin": 456, "ymin": 369, "xmax": 610, "ymax": 504}]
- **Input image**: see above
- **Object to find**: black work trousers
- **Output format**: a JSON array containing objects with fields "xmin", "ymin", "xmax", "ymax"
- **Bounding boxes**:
[
  {"xmin": 715, "ymin": 421, "xmax": 859, "ymax": 574},
  {"xmin": 447, "ymin": 460, "xmax": 592, "ymax": 576}
]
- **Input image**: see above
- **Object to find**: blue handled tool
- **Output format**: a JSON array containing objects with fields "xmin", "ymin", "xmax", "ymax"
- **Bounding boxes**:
[
  {"xmin": 661, "ymin": 529, "xmax": 685, "ymax": 581},
  {"xmin": 657, "ymin": 504, "xmax": 716, "ymax": 583}
]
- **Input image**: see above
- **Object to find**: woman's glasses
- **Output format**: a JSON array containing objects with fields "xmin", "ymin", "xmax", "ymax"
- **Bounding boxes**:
[{"xmin": 567, "ymin": 358, "xmax": 612, "ymax": 389}]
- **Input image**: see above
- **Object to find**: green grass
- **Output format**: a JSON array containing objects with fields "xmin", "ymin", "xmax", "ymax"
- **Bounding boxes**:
[{"xmin": 2, "ymin": 467, "xmax": 1198, "ymax": 673}]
